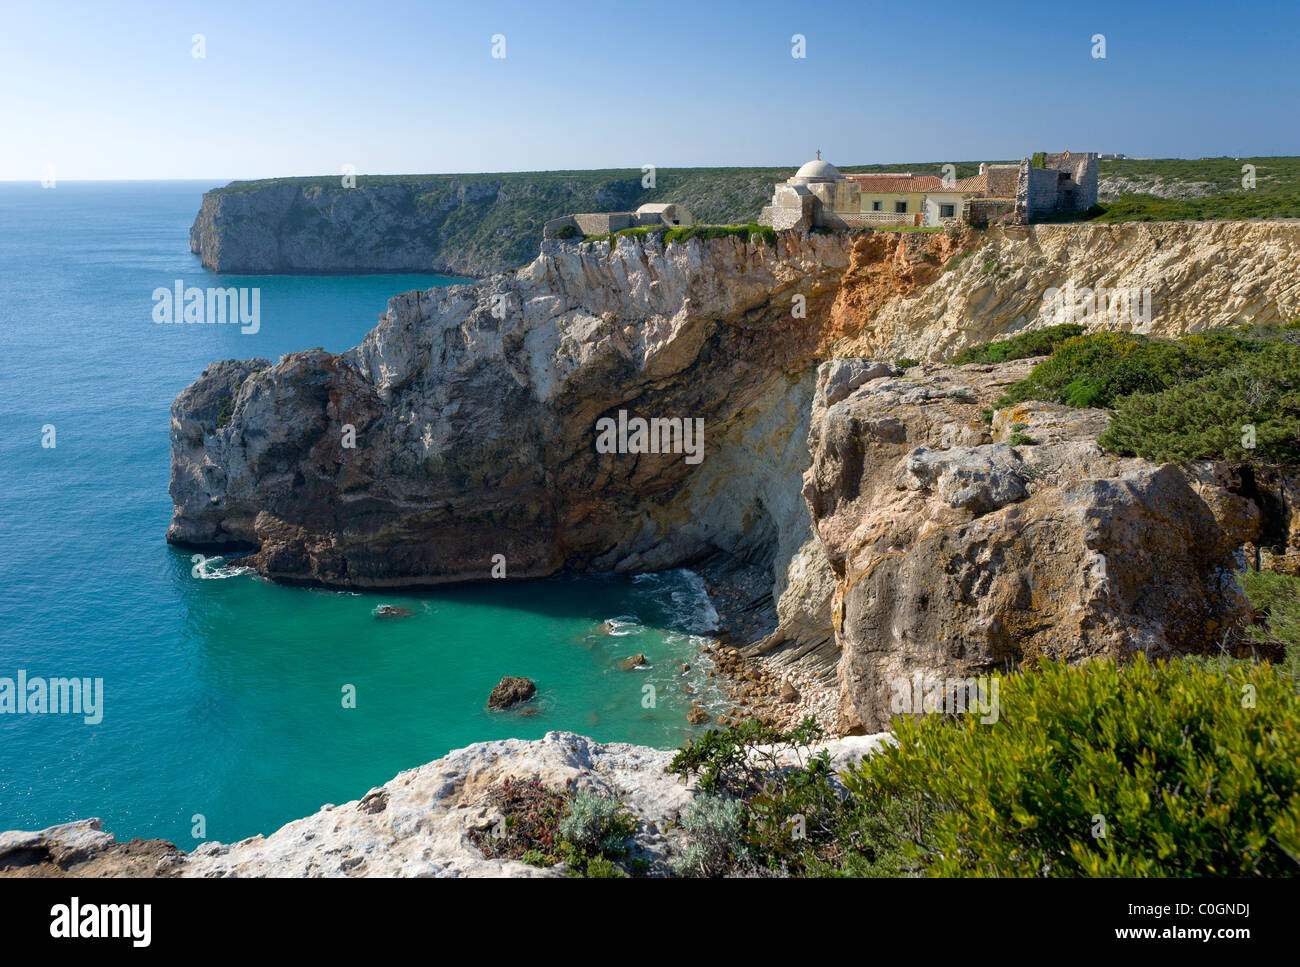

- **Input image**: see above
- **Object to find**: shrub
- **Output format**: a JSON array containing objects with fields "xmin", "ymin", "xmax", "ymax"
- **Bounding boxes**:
[
  {"xmin": 672, "ymin": 795, "xmax": 755, "ymax": 877},
  {"xmin": 996, "ymin": 328, "xmax": 1269, "ymax": 409},
  {"xmin": 842, "ymin": 656, "xmax": 1300, "ymax": 876},
  {"xmin": 1097, "ymin": 342, "xmax": 1300, "ymax": 464},
  {"xmin": 1238, "ymin": 568, "xmax": 1300, "ymax": 679},
  {"xmin": 558, "ymin": 790, "xmax": 637, "ymax": 858},
  {"xmin": 670, "ymin": 718, "xmax": 851, "ymax": 875},
  {"xmin": 663, "ymin": 222, "xmax": 776, "ymax": 247},
  {"xmin": 551, "ymin": 223, "xmax": 579, "ymax": 240},
  {"xmin": 468, "ymin": 776, "xmax": 569, "ymax": 865},
  {"xmin": 895, "ymin": 358, "xmax": 919, "ymax": 370},
  {"xmin": 951, "ymin": 323, "xmax": 1087, "ymax": 365}
]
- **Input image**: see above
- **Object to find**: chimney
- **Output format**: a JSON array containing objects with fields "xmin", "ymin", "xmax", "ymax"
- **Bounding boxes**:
[{"xmin": 979, "ymin": 162, "xmax": 987, "ymax": 175}]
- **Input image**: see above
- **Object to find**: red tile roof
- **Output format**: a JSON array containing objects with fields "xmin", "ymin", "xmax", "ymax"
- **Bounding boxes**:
[{"xmin": 844, "ymin": 174, "xmax": 944, "ymax": 192}]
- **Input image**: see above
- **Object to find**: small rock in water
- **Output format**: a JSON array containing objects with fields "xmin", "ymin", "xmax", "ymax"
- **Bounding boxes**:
[
  {"xmin": 620, "ymin": 653, "xmax": 649, "ymax": 670},
  {"xmin": 487, "ymin": 676, "xmax": 537, "ymax": 710},
  {"xmin": 686, "ymin": 706, "xmax": 709, "ymax": 725},
  {"xmin": 373, "ymin": 605, "xmax": 413, "ymax": 619}
]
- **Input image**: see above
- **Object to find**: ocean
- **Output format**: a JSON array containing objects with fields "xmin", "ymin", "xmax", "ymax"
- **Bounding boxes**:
[{"xmin": 0, "ymin": 181, "xmax": 722, "ymax": 846}]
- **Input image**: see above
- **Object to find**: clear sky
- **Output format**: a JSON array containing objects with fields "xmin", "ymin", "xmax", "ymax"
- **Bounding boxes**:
[{"xmin": 2, "ymin": 0, "xmax": 1298, "ymax": 181}]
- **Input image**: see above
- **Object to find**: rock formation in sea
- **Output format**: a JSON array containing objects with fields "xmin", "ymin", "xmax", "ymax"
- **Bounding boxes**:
[{"xmin": 167, "ymin": 222, "xmax": 1300, "ymax": 735}]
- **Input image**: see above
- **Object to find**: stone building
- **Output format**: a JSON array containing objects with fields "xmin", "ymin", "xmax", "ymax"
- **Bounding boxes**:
[
  {"xmin": 543, "ymin": 202, "xmax": 693, "ymax": 239},
  {"xmin": 758, "ymin": 151, "xmax": 1098, "ymax": 231}
]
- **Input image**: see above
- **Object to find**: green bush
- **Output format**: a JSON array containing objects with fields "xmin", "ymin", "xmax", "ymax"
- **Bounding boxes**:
[
  {"xmin": 842, "ymin": 656, "xmax": 1300, "ymax": 876},
  {"xmin": 895, "ymin": 358, "xmax": 919, "ymax": 370},
  {"xmin": 558, "ymin": 790, "xmax": 636, "ymax": 858},
  {"xmin": 551, "ymin": 223, "xmax": 579, "ymax": 239},
  {"xmin": 672, "ymin": 795, "xmax": 755, "ymax": 877},
  {"xmin": 1097, "ymin": 342, "xmax": 1300, "ymax": 464},
  {"xmin": 951, "ymin": 323, "xmax": 1086, "ymax": 365},
  {"xmin": 1238, "ymin": 569, "xmax": 1300, "ymax": 679}
]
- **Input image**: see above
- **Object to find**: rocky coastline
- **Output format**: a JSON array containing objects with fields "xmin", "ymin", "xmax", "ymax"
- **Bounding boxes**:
[{"xmin": 9, "ymin": 220, "xmax": 1300, "ymax": 875}]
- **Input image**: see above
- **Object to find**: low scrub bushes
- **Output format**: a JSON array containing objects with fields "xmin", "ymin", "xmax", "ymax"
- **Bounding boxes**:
[
  {"xmin": 950, "ymin": 323, "xmax": 1086, "ymax": 364},
  {"xmin": 959, "ymin": 324, "xmax": 1300, "ymax": 464},
  {"xmin": 469, "ymin": 778, "xmax": 637, "ymax": 877},
  {"xmin": 671, "ymin": 657, "xmax": 1300, "ymax": 877},
  {"xmin": 843, "ymin": 656, "xmax": 1300, "ymax": 876}
]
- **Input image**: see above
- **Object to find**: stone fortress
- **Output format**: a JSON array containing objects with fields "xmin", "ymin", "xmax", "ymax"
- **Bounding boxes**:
[{"xmin": 759, "ymin": 150, "xmax": 1098, "ymax": 231}]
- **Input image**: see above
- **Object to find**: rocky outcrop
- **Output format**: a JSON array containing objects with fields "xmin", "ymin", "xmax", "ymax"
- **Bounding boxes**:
[
  {"xmin": 802, "ymin": 357, "xmax": 1291, "ymax": 733},
  {"xmin": 170, "ymin": 221, "xmax": 1300, "ymax": 734},
  {"xmin": 0, "ymin": 821, "xmax": 181, "ymax": 878},
  {"xmin": 1, "ymin": 731, "xmax": 892, "ymax": 877},
  {"xmin": 167, "ymin": 232, "xmax": 869, "ymax": 597}
]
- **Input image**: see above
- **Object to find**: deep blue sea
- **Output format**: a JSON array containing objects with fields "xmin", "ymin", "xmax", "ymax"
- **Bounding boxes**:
[{"xmin": 0, "ymin": 182, "xmax": 721, "ymax": 846}]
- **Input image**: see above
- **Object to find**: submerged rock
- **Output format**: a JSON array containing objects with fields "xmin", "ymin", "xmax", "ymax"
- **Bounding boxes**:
[
  {"xmin": 620, "ymin": 654, "xmax": 649, "ymax": 670},
  {"xmin": 373, "ymin": 605, "xmax": 413, "ymax": 619}
]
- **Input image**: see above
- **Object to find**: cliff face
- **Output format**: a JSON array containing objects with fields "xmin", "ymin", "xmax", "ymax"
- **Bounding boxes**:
[
  {"xmin": 189, "ymin": 169, "xmax": 787, "ymax": 278},
  {"xmin": 170, "ymin": 222, "xmax": 1300, "ymax": 732},
  {"xmin": 802, "ymin": 358, "xmax": 1289, "ymax": 734},
  {"xmin": 191, "ymin": 181, "xmax": 506, "ymax": 276},
  {"xmin": 169, "ymin": 231, "xmax": 865, "ymax": 594},
  {"xmin": 835, "ymin": 220, "xmax": 1300, "ymax": 360}
]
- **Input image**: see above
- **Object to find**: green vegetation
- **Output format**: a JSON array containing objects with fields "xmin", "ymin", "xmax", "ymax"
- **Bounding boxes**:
[
  {"xmin": 582, "ymin": 221, "xmax": 775, "ymax": 249},
  {"xmin": 468, "ymin": 777, "xmax": 638, "ymax": 877},
  {"xmin": 663, "ymin": 222, "xmax": 776, "ymax": 247},
  {"xmin": 950, "ymin": 323, "xmax": 1086, "ymax": 364},
  {"xmin": 895, "ymin": 358, "xmax": 919, "ymax": 370},
  {"xmin": 942, "ymin": 250, "xmax": 973, "ymax": 272},
  {"xmin": 1239, "ymin": 569, "xmax": 1300, "ymax": 679},
  {"xmin": 668, "ymin": 655, "xmax": 1299, "ymax": 877},
  {"xmin": 965, "ymin": 324, "xmax": 1300, "ymax": 464},
  {"xmin": 1071, "ymin": 155, "xmax": 1300, "ymax": 224},
  {"xmin": 844, "ymin": 656, "xmax": 1299, "ymax": 876},
  {"xmin": 551, "ymin": 223, "xmax": 579, "ymax": 239}
]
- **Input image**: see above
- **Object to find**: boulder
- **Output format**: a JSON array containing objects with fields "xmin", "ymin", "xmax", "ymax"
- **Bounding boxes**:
[{"xmin": 487, "ymin": 677, "xmax": 537, "ymax": 710}]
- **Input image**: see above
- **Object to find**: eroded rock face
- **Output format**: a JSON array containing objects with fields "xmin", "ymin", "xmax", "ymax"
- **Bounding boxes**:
[
  {"xmin": 167, "ymin": 233, "xmax": 860, "ymax": 589},
  {"xmin": 836, "ymin": 221, "xmax": 1300, "ymax": 361},
  {"xmin": 802, "ymin": 357, "xmax": 1278, "ymax": 733}
]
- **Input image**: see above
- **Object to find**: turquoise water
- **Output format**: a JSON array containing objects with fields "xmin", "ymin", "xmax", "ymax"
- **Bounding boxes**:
[{"xmin": 0, "ymin": 182, "xmax": 721, "ymax": 846}]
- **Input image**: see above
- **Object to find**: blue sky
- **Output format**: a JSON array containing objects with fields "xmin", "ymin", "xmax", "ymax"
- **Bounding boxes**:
[{"xmin": 2, "ymin": 0, "xmax": 1298, "ymax": 180}]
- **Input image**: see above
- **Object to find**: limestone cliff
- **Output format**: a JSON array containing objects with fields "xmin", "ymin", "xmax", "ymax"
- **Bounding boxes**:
[
  {"xmin": 169, "ymin": 221, "xmax": 1300, "ymax": 733},
  {"xmin": 803, "ymin": 358, "xmax": 1291, "ymax": 733}
]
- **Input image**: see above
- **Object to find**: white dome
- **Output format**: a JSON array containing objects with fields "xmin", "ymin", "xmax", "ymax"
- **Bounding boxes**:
[{"xmin": 794, "ymin": 158, "xmax": 841, "ymax": 181}]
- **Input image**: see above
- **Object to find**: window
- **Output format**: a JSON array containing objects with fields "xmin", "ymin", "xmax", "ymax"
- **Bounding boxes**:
[
  {"xmin": 895, "ymin": 201, "xmax": 908, "ymax": 213},
  {"xmin": 871, "ymin": 200, "xmax": 882, "ymax": 211},
  {"xmin": 940, "ymin": 204, "xmax": 955, "ymax": 218}
]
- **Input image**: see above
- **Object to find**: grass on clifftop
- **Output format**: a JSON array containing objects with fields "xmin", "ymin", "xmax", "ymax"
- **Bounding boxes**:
[
  {"xmin": 958, "ymin": 323, "xmax": 1300, "ymax": 464},
  {"xmin": 582, "ymin": 222, "xmax": 776, "ymax": 248}
]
